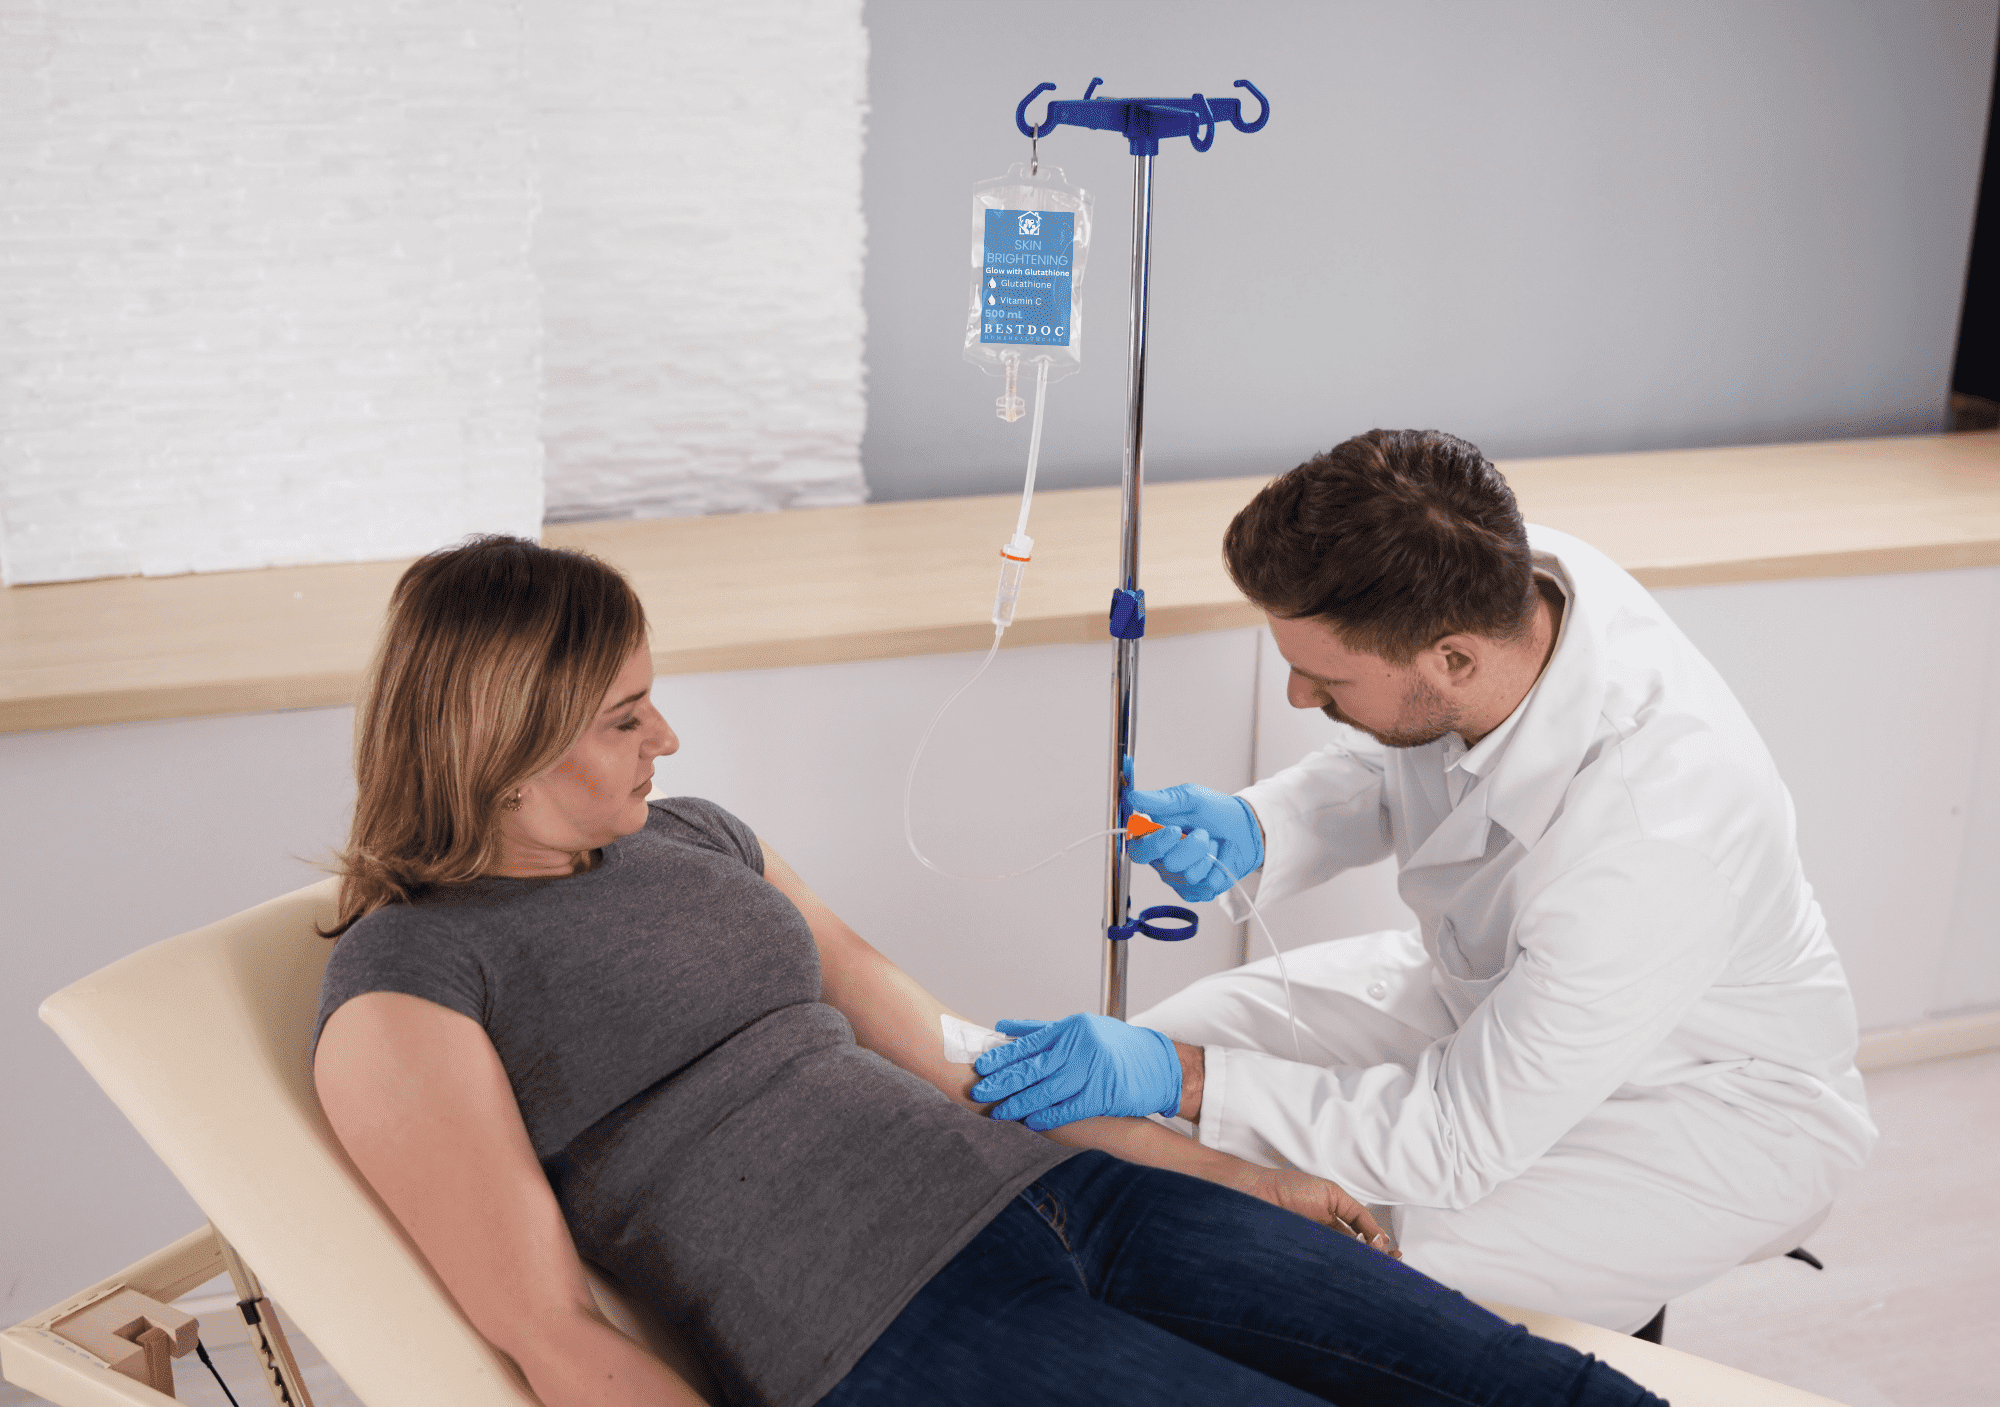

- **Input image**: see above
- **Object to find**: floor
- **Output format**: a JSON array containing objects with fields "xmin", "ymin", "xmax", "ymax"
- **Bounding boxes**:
[
  {"xmin": 1664, "ymin": 1048, "xmax": 2000, "ymax": 1405},
  {"xmin": 5, "ymin": 1050, "xmax": 1995, "ymax": 1407}
]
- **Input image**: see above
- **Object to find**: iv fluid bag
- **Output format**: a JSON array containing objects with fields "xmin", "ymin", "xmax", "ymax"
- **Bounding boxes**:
[{"xmin": 965, "ymin": 163, "xmax": 1091, "ymax": 387}]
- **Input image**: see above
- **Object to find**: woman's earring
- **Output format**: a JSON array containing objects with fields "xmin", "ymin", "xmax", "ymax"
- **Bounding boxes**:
[{"xmin": 502, "ymin": 791, "xmax": 523, "ymax": 812}]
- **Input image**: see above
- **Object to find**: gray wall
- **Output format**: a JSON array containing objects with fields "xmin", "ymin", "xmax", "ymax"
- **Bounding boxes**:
[
  {"xmin": 861, "ymin": 0, "xmax": 1999, "ymax": 503},
  {"xmin": 0, "ymin": 707, "xmax": 356, "ymax": 1327}
]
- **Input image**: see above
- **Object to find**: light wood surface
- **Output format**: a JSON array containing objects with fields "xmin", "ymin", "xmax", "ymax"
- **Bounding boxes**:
[
  {"xmin": 3, "ymin": 432, "xmax": 1995, "ymax": 734},
  {"xmin": 1480, "ymin": 1302, "xmax": 1844, "ymax": 1406}
]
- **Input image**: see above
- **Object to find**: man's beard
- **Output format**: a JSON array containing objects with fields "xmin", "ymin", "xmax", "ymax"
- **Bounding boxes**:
[{"xmin": 1323, "ymin": 674, "xmax": 1460, "ymax": 749}]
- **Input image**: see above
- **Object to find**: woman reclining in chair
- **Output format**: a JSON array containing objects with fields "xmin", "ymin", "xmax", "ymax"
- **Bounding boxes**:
[{"xmin": 312, "ymin": 536, "xmax": 1660, "ymax": 1407}]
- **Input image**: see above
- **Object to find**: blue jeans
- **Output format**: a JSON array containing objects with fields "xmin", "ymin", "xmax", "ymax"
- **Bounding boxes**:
[{"xmin": 819, "ymin": 1151, "xmax": 1664, "ymax": 1407}]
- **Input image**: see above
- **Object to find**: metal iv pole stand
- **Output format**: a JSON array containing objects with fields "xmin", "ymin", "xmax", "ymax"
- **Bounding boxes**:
[
  {"xmin": 1004, "ymin": 77, "xmax": 1268, "ymax": 1020},
  {"xmin": 1102, "ymin": 153, "xmax": 1153, "ymax": 1020}
]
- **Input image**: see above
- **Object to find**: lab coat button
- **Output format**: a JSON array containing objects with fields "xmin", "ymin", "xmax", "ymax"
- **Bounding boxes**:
[{"xmin": 1366, "ymin": 980, "xmax": 1388, "ymax": 1001}]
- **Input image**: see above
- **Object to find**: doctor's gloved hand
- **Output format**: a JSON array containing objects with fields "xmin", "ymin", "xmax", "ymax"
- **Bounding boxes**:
[
  {"xmin": 970, "ymin": 1013, "xmax": 1182, "ymax": 1130},
  {"xmin": 1124, "ymin": 783, "xmax": 1264, "ymax": 903}
]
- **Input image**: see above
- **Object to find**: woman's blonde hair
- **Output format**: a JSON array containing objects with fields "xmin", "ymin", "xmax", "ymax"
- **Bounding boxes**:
[{"xmin": 324, "ymin": 535, "xmax": 648, "ymax": 937}]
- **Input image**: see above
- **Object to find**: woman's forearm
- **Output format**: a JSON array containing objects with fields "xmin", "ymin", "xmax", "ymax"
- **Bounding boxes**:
[
  {"xmin": 762, "ymin": 843, "xmax": 990, "ymax": 1112},
  {"xmin": 1045, "ymin": 1116, "xmax": 1395, "ymax": 1251},
  {"xmin": 1042, "ymin": 1114, "xmax": 1254, "ymax": 1189},
  {"xmin": 509, "ymin": 1308, "xmax": 707, "ymax": 1407}
]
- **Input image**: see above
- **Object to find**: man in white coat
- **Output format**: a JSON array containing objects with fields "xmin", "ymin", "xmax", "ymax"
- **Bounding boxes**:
[{"xmin": 970, "ymin": 429, "xmax": 1876, "ymax": 1336}]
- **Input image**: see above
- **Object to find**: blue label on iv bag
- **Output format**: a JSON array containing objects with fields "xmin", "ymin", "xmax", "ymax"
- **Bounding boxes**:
[{"xmin": 980, "ymin": 208, "xmax": 1074, "ymax": 347}]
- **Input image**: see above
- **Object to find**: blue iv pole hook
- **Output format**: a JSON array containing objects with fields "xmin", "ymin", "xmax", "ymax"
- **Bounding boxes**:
[
  {"xmin": 1187, "ymin": 94, "xmax": 1216, "ymax": 152},
  {"xmin": 1015, "ymin": 82, "xmax": 1057, "ymax": 138},
  {"xmin": 1229, "ymin": 79, "xmax": 1270, "ymax": 132}
]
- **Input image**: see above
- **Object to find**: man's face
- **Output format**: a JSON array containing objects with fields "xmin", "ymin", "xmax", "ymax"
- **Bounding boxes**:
[{"xmin": 1268, "ymin": 613, "xmax": 1462, "ymax": 749}]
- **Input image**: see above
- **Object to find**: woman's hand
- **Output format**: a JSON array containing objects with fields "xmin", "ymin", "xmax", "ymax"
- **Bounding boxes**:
[{"xmin": 1231, "ymin": 1164, "xmax": 1400, "ymax": 1257}]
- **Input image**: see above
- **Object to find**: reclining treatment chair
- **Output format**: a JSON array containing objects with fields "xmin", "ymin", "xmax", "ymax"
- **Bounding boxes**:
[{"xmin": 6, "ymin": 880, "xmax": 1839, "ymax": 1407}]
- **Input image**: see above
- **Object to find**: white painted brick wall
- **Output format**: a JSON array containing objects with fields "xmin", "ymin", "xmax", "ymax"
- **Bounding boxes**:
[
  {"xmin": 527, "ymin": 0, "xmax": 870, "ymax": 522},
  {"xmin": 0, "ymin": 0, "xmax": 545, "ymax": 586}
]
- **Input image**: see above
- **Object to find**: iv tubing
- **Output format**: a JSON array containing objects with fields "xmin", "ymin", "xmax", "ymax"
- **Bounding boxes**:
[
  {"xmin": 993, "ymin": 359, "xmax": 1050, "ymax": 628},
  {"xmin": 902, "ymin": 631, "xmax": 1122, "ymax": 882},
  {"xmin": 1016, "ymin": 358, "xmax": 1050, "ymax": 540},
  {"xmin": 1210, "ymin": 857, "xmax": 1304, "ymax": 1062},
  {"xmin": 906, "ymin": 354, "xmax": 1055, "ymax": 873},
  {"xmin": 902, "ymin": 628, "xmax": 1126, "ymax": 882}
]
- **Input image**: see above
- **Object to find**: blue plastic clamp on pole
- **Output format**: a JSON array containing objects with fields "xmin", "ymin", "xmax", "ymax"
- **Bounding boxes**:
[
  {"xmin": 1109, "ymin": 587, "xmax": 1146, "ymax": 640},
  {"xmin": 1015, "ymin": 78, "xmax": 1269, "ymax": 156},
  {"xmin": 1107, "ymin": 904, "xmax": 1201, "ymax": 942}
]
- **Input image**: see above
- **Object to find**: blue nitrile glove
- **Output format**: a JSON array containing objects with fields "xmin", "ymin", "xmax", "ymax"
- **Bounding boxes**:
[
  {"xmin": 969, "ymin": 1013, "xmax": 1182, "ymax": 1131},
  {"xmin": 1124, "ymin": 783, "xmax": 1264, "ymax": 903}
]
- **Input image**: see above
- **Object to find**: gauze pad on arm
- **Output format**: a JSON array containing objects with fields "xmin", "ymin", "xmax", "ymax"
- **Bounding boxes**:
[{"xmin": 940, "ymin": 1014, "xmax": 1013, "ymax": 1065}]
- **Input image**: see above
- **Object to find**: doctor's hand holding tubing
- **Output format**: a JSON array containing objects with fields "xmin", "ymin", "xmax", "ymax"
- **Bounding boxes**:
[{"xmin": 1120, "ymin": 782, "xmax": 1265, "ymax": 901}]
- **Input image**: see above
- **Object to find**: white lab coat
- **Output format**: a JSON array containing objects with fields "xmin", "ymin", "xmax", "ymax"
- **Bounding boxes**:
[{"xmin": 1132, "ymin": 526, "xmax": 1876, "ymax": 1330}]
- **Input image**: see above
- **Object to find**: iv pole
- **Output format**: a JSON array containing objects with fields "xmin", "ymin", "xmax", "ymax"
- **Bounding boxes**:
[
  {"xmin": 1009, "ymin": 78, "xmax": 1270, "ymax": 1019},
  {"xmin": 1103, "ymin": 151, "xmax": 1151, "ymax": 1019}
]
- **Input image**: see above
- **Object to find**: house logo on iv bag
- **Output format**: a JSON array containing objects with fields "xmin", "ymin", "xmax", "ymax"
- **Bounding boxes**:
[{"xmin": 1017, "ymin": 211, "xmax": 1042, "ymax": 236}]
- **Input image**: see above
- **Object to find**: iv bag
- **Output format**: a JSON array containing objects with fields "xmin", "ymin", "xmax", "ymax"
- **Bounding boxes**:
[{"xmin": 965, "ymin": 162, "xmax": 1092, "ymax": 398}]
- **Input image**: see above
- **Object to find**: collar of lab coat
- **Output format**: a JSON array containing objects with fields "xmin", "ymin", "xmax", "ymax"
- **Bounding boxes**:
[
  {"xmin": 1474, "ymin": 527, "xmax": 1611, "ymax": 852},
  {"xmin": 1405, "ymin": 531, "xmax": 1609, "ymax": 870},
  {"xmin": 1451, "ymin": 562, "xmax": 1569, "ymax": 784}
]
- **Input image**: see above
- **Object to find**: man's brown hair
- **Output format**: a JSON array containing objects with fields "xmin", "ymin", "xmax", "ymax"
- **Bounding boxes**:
[
  {"xmin": 323, "ymin": 535, "xmax": 647, "ymax": 936},
  {"xmin": 1223, "ymin": 429, "xmax": 1535, "ymax": 663}
]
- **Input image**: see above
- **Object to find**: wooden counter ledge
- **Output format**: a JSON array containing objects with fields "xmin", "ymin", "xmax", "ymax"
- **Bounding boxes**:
[{"xmin": 3, "ymin": 432, "xmax": 1996, "ymax": 735}]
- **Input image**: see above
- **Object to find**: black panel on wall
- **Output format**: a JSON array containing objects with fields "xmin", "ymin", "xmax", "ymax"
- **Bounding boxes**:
[{"xmin": 1952, "ymin": 29, "xmax": 2000, "ymax": 411}]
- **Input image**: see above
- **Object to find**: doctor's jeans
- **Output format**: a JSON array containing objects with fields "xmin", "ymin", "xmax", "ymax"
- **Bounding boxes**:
[{"xmin": 816, "ymin": 1150, "xmax": 1663, "ymax": 1407}]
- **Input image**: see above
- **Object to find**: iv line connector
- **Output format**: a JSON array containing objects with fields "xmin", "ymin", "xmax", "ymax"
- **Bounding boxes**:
[{"xmin": 997, "ymin": 353, "xmax": 1024, "ymax": 422}]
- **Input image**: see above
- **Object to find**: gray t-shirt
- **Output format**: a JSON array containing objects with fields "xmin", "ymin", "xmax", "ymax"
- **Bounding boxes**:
[{"xmin": 315, "ymin": 798, "xmax": 1070, "ymax": 1407}]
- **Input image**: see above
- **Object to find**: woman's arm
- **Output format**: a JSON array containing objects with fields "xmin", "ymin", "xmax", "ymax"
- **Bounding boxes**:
[
  {"xmin": 760, "ymin": 843, "xmax": 1392, "ymax": 1250},
  {"xmin": 1040, "ymin": 1117, "xmax": 1395, "ymax": 1251},
  {"xmin": 760, "ymin": 843, "xmax": 986, "ymax": 1111},
  {"xmin": 314, "ymin": 993, "xmax": 707, "ymax": 1407}
]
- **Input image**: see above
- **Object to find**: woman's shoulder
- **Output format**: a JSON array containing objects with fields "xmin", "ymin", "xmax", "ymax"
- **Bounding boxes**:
[
  {"xmin": 641, "ymin": 796, "xmax": 763, "ymax": 874},
  {"xmin": 316, "ymin": 898, "xmax": 493, "ymax": 1050},
  {"xmin": 326, "ymin": 891, "xmax": 500, "ymax": 983}
]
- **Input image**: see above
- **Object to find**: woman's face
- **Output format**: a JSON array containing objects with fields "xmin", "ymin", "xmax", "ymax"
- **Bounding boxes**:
[{"xmin": 492, "ymin": 643, "xmax": 678, "ymax": 876}]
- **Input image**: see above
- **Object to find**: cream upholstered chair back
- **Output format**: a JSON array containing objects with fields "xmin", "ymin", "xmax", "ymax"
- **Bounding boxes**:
[{"xmin": 39, "ymin": 879, "xmax": 718, "ymax": 1407}]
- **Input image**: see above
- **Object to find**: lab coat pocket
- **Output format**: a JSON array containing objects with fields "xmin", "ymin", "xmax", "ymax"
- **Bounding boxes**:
[{"xmin": 1428, "ymin": 916, "xmax": 1509, "ymax": 1026}]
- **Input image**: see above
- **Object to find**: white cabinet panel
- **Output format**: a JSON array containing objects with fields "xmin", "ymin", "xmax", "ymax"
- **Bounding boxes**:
[
  {"xmin": 1938, "ymin": 603, "xmax": 2000, "ymax": 1015},
  {"xmin": 1657, "ymin": 568, "xmax": 1999, "ymax": 1029}
]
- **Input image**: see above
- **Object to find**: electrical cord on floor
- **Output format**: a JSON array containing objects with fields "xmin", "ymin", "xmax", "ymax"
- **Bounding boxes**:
[{"xmin": 194, "ymin": 1336, "xmax": 244, "ymax": 1407}]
